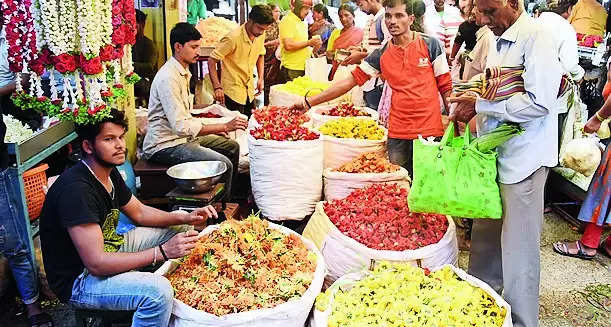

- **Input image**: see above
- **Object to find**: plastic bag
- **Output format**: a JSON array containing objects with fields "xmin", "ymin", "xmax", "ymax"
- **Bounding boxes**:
[
  {"xmin": 408, "ymin": 123, "xmax": 503, "ymax": 219},
  {"xmin": 155, "ymin": 222, "xmax": 326, "ymax": 327},
  {"xmin": 248, "ymin": 134, "xmax": 323, "ymax": 221},
  {"xmin": 560, "ymin": 137, "xmax": 602, "ymax": 177},
  {"xmin": 302, "ymin": 202, "xmax": 458, "ymax": 288},
  {"xmin": 309, "ymin": 105, "xmax": 379, "ymax": 129},
  {"xmin": 305, "ymin": 57, "xmax": 331, "ymax": 83},
  {"xmin": 310, "ymin": 265, "xmax": 512, "ymax": 327},
  {"xmin": 323, "ymin": 167, "xmax": 411, "ymax": 201}
]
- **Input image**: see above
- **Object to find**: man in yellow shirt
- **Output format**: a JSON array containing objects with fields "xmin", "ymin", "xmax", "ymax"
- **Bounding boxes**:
[
  {"xmin": 208, "ymin": 5, "xmax": 274, "ymax": 116},
  {"xmin": 278, "ymin": 0, "xmax": 323, "ymax": 82},
  {"xmin": 567, "ymin": 0, "xmax": 607, "ymax": 36}
]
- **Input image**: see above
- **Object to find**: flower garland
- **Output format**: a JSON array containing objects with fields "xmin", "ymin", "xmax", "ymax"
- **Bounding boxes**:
[
  {"xmin": 58, "ymin": 0, "xmax": 78, "ymax": 54},
  {"xmin": 75, "ymin": 0, "xmax": 102, "ymax": 57},
  {"xmin": 37, "ymin": 0, "xmax": 62, "ymax": 55},
  {"xmin": 2, "ymin": 0, "xmax": 39, "ymax": 73}
]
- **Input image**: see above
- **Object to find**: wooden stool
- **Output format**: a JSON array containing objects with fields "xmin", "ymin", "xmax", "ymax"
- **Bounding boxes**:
[
  {"xmin": 73, "ymin": 308, "xmax": 134, "ymax": 327},
  {"xmin": 133, "ymin": 159, "xmax": 174, "ymax": 199}
]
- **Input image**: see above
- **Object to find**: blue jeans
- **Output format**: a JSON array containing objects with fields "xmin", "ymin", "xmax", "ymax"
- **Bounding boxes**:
[
  {"xmin": 68, "ymin": 225, "xmax": 191, "ymax": 327},
  {"xmin": 150, "ymin": 135, "xmax": 238, "ymax": 201},
  {"xmin": 0, "ymin": 168, "xmax": 39, "ymax": 304}
]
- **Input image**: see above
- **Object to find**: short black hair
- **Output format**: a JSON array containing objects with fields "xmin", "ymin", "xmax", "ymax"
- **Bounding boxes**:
[
  {"xmin": 382, "ymin": 0, "xmax": 425, "ymax": 16},
  {"xmin": 75, "ymin": 108, "xmax": 128, "ymax": 145},
  {"xmin": 170, "ymin": 23, "xmax": 202, "ymax": 54},
  {"xmin": 553, "ymin": 0, "xmax": 578, "ymax": 15},
  {"xmin": 136, "ymin": 9, "xmax": 147, "ymax": 24},
  {"xmin": 249, "ymin": 4, "xmax": 274, "ymax": 24}
]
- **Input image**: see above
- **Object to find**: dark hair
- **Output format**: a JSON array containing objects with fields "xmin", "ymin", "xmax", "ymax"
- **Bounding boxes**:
[
  {"xmin": 170, "ymin": 23, "xmax": 202, "ymax": 54},
  {"xmin": 75, "ymin": 108, "xmax": 128, "ymax": 145},
  {"xmin": 553, "ymin": 0, "xmax": 578, "ymax": 15},
  {"xmin": 136, "ymin": 9, "xmax": 147, "ymax": 24},
  {"xmin": 249, "ymin": 4, "xmax": 275, "ymax": 24},
  {"xmin": 382, "ymin": 0, "xmax": 426, "ymax": 31},
  {"xmin": 313, "ymin": 3, "xmax": 334, "ymax": 24},
  {"xmin": 338, "ymin": 3, "xmax": 356, "ymax": 17},
  {"xmin": 268, "ymin": 3, "xmax": 277, "ymax": 10}
]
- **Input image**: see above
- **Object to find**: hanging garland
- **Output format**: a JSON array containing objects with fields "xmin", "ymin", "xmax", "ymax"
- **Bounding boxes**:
[{"xmin": 4, "ymin": 0, "xmax": 140, "ymax": 125}]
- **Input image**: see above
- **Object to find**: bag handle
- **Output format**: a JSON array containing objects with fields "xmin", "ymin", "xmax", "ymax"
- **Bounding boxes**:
[{"xmin": 440, "ymin": 121, "xmax": 456, "ymax": 145}]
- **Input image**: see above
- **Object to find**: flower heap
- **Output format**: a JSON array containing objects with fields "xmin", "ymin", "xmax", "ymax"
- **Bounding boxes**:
[
  {"xmin": 4, "ymin": 0, "xmax": 139, "ymax": 125},
  {"xmin": 250, "ymin": 106, "xmax": 320, "ymax": 141}
]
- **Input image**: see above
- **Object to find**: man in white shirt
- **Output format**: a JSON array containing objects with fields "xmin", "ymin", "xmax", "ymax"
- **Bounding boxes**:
[
  {"xmin": 424, "ymin": 0, "xmax": 464, "ymax": 55},
  {"xmin": 143, "ymin": 23, "xmax": 248, "ymax": 200},
  {"xmin": 538, "ymin": 0, "xmax": 584, "ymax": 83},
  {"xmin": 344, "ymin": 0, "xmax": 392, "ymax": 109},
  {"xmin": 450, "ymin": 0, "xmax": 563, "ymax": 326}
]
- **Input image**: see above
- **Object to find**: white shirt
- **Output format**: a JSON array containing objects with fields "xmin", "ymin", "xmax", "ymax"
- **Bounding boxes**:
[
  {"xmin": 423, "ymin": 4, "xmax": 463, "ymax": 52},
  {"xmin": 537, "ymin": 12, "xmax": 584, "ymax": 81},
  {"xmin": 143, "ymin": 57, "xmax": 201, "ymax": 157},
  {"xmin": 475, "ymin": 13, "xmax": 563, "ymax": 184},
  {"xmin": 0, "ymin": 27, "xmax": 15, "ymax": 88}
]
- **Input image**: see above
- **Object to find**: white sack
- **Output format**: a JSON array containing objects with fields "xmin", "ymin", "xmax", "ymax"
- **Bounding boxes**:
[
  {"xmin": 320, "ymin": 129, "xmax": 387, "ymax": 170},
  {"xmin": 155, "ymin": 222, "xmax": 326, "ymax": 327},
  {"xmin": 323, "ymin": 167, "xmax": 411, "ymax": 201}
]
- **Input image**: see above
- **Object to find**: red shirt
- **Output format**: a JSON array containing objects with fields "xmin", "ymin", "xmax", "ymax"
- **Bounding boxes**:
[{"xmin": 353, "ymin": 33, "xmax": 452, "ymax": 139}]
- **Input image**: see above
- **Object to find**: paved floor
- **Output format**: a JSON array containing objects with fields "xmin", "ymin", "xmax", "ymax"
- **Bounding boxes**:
[{"xmin": 1, "ymin": 212, "xmax": 609, "ymax": 327}]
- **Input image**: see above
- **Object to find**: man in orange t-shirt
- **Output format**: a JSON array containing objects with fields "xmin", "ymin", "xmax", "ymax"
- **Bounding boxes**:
[{"xmin": 292, "ymin": 0, "xmax": 452, "ymax": 176}]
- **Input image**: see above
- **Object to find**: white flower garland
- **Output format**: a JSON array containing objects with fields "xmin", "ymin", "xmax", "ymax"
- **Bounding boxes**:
[
  {"xmin": 75, "ymin": 0, "xmax": 101, "ymax": 56},
  {"xmin": 37, "ymin": 0, "xmax": 63, "ymax": 55},
  {"xmin": 58, "ymin": 0, "xmax": 78, "ymax": 53},
  {"xmin": 100, "ymin": 0, "xmax": 113, "ymax": 46},
  {"xmin": 49, "ymin": 68, "xmax": 58, "ymax": 101},
  {"xmin": 31, "ymin": 0, "xmax": 46, "ymax": 51}
]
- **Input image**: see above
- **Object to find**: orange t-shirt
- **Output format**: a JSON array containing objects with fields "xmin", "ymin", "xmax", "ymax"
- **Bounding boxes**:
[{"xmin": 352, "ymin": 33, "xmax": 452, "ymax": 139}]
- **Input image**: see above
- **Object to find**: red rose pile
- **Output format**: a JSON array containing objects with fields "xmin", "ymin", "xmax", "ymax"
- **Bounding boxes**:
[
  {"xmin": 324, "ymin": 103, "xmax": 370, "ymax": 117},
  {"xmin": 577, "ymin": 34, "xmax": 604, "ymax": 48},
  {"xmin": 324, "ymin": 184, "xmax": 448, "ymax": 251},
  {"xmin": 251, "ymin": 106, "xmax": 319, "ymax": 141},
  {"xmin": 193, "ymin": 112, "xmax": 222, "ymax": 118}
]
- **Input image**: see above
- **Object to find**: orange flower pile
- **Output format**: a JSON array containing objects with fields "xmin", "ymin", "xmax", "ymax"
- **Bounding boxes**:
[{"xmin": 334, "ymin": 152, "xmax": 400, "ymax": 173}]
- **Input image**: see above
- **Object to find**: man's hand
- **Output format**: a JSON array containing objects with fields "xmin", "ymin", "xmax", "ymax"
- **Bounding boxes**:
[
  {"xmin": 289, "ymin": 99, "xmax": 307, "ymax": 112},
  {"xmin": 224, "ymin": 116, "xmax": 248, "ymax": 132},
  {"xmin": 309, "ymin": 37, "xmax": 322, "ymax": 49},
  {"xmin": 180, "ymin": 205, "xmax": 217, "ymax": 226},
  {"xmin": 214, "ymin": 88, "xmax": 225, "ymax": 105},
  {"xmin": 449, "ymin": 92, "xmax": 478, "ymax": 123},
  {"xmin": 255, "ymin": 78, "xmax": 264, "ymax": 96},
  {"xmin": 341, "ymin": 51, "xmax": 366, "ymax": 66},
  {"xmin": 583, "ymin": 115, "xmax": 602, "ymax": 134},
  {"xmin": 160, "ymin": 230, "xmax": 200, "ymax": 259}
]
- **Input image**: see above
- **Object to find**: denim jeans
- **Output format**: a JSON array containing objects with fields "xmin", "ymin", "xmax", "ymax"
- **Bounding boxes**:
[
  {"xmin": 69, "ymin": 225, "xmax": 191, "ymax": 327},
  {"xmin": 0, "ymin": 168, "xmax": 39, "ymax": 304},
  {"xmin": 150, "ymin": 135, "xmax": 239, "ymax": 201},
  {"xmin": 387, "ymin": 138, "xmax": 414, "ymax": 178}
]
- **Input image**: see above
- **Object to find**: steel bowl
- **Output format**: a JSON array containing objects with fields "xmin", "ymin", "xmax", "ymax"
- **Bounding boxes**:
[{"xmin": 166, "ymin": 161, "xmax": 227, "ymax": 193}]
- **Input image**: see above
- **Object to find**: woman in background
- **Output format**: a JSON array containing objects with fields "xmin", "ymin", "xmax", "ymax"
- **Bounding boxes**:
[
  {"xmin": 309, "ymin": 3, "xmax": 335, "ymax": 56},
  {"xmin": 326, "ymin": 3, "xmax": 363, "ymax": 80},
  {"xmin": 263, "ymin": 4, "xmax": 281, "ymax": 105}
]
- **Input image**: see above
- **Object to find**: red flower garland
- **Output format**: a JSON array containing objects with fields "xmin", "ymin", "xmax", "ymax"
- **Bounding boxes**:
[
  {"xmin": 2, "ymin": 0, "xmax": 39, "ymax": 73},
  {"xmin": 110, "ymin": 0, "xmax": 137, "ymax": 59}
]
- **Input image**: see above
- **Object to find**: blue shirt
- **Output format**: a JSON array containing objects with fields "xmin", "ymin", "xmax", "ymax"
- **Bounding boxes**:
[
  {"xmin": 0, "ymin": 28, "xmax": 16, "ymax": 88},
  {"xmin": 475, "ymin": 13, "xmax": 562, "ymax": 184}
]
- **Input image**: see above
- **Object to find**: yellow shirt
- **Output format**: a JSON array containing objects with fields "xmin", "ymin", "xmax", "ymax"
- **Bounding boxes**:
[
  {"xmin": 279, "ymin": 12, "xmax": 312, "ymax": 71},
  {"xmin": 210, "ymin": 24, "xmax": 266, "ymax": 104},
  {"xmin": 327, "ymin": 29, "xmax": 341, "ymax": 52},
  {"xmin": 568, "ymin": 0, "xmax": 608, "ymax": 36}
]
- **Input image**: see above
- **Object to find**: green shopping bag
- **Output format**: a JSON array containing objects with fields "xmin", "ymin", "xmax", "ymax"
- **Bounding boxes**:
[{"xmin": 407, "ymin": 123, "xmax": 502, "ymax": 219}]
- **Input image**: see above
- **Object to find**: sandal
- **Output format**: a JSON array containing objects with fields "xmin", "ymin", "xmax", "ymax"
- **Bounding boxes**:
[
  {"xmin": 28, "ymin": 312, "xmax": 54, "ymax": 327},
  {"xmin": 553, "ymin": 240, "xmax": 595, "ymax": 260}
]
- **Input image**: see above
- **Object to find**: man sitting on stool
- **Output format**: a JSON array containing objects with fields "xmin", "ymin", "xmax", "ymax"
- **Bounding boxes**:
[
  {"xmin": 40, "ymin": 108, "xmax": 218, "ymax": 326},
  {"xmin": 143, "ymin": 23, "xmax": 248, "ymax": 201}
]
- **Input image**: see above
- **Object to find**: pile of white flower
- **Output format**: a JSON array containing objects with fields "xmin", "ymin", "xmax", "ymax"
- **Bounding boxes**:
[{"xmin": 3, "ymin": 115, "xmax": 34, "ymax": 144}]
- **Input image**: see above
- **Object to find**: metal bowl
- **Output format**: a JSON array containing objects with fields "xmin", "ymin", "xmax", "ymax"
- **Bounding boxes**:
[{"xmin": 166, "ymin": 161, "xmax": 227, "ymax": 193}]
